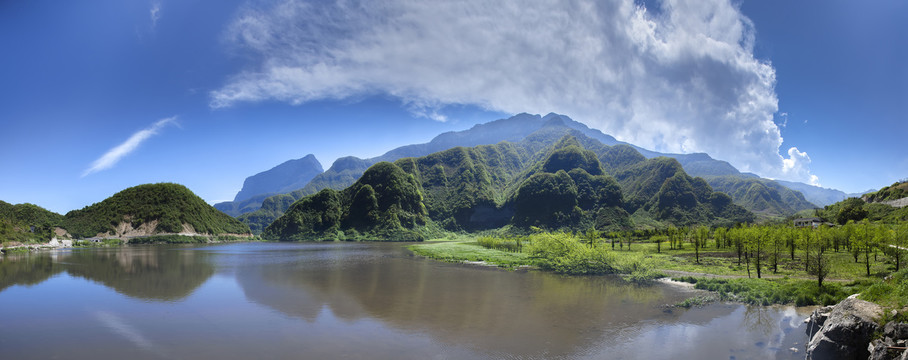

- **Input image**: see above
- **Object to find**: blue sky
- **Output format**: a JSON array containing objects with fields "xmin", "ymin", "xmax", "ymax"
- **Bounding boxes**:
[{"xmin": 0, "ymin": 0, "xmax": 905, "ymax": 214}]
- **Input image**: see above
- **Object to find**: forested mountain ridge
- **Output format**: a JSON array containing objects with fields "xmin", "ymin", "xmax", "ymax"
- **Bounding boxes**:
[
  {"xmin": 63, "ymin": 183, "xmax": 251, "ymax": 239},
  {"xmin": 703, "ymin": 176, "xmax": 816, "ymax": 219},
  {"xmin": 264, "ymin": 133, "xmax": 754, "ymax": 240},
  {"xmin": 263, "ymin": 162, "xmax": 429, "ymax": 241},
  {"xmin": 242, "ymin": 114, "xmax": 798, "ymax": 233}
]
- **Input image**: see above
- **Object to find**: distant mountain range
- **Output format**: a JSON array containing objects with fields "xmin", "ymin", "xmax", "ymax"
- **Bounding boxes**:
[
  {"xmin": 264, "ymin": 131, "xmax": 754, "ymax": 240},
  {"xmin": 223, "ymin": 113, "xmax": 850, "ymax": 233},
  {"xmin": 218, "ymin": 113, "xmax": 829, "ymax": 233},
  {"xmin": 773, "ymin": 180, "xmax": 872, "ymax": 209}
]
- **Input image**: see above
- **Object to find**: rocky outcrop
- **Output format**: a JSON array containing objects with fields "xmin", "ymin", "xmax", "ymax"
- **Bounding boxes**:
[
  {"xmin": 806, "ymin": 296, "xmax": 884, "ymax": 359},
  {"xmin": 868, "ymin": 317, "xmax": 908, "ymax": 360}
]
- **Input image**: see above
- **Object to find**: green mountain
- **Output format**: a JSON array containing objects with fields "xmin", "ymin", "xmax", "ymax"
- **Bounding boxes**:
[
  {"xmin": 263, "ymin": 162, "xmax": 429, "ymax": 241},
  {"xmin": 264, "ymin": 133, "xmax": 754, "ymax": 240},
  {"xmin": 703, "ymin": 176, "xmax": 816, "ymax": 219},
  {"xmin": 62, "ymin": 183, "xmax": 251, "ymax": 239},
  {"xmin": 862, "ymin": 181, "xmax": 908, "ymax": 203},
  {"xmin": 773, "ymin": 180, "xmax": 872, "ymax": 207},
  {"xmin": 816, "ymin": 195, "xmax": 908, "ymax": 225},
  {"xmin": 241, "ymin": 113, "xmax": 818, "ymax": 232},
  {"xmin": 0, "ymin": 201, "xmax": 63, "ymax": 243}
]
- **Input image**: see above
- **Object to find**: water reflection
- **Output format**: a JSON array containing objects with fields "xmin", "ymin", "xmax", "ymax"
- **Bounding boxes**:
[
  {"xmin": 0, "ymin": 253, "xmax": 64, "ymax": 292},
  {"xmin": 230, "ymin": 243, "xmax": 692, "ymax": 357},
  {"xmin": 1, "ymin": 246, "xmax": 214, "ymax": 301},
  {"xmin": 0, "ymin": 243, "xmax": 811, "ymax": 359},
  {"xmin": 66, "ymin": 247, "xmax": 215, "ymax": 301}
]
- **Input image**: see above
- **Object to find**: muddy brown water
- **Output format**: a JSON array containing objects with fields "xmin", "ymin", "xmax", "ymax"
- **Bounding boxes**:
[{"xmin": 0, "ymin": 242, "xmax": 811, "ymax": 359}]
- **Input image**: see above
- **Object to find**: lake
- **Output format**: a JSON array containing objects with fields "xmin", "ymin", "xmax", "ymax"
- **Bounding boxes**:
[{"xmin": 0, "ymin": 242, "xmax": 811, "ymax": 359}]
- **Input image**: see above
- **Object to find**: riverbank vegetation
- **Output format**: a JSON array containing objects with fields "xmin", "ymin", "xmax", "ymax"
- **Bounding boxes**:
[{"xmin": 411, "ymin": 220, "xmax": 908, "ymax": 306}]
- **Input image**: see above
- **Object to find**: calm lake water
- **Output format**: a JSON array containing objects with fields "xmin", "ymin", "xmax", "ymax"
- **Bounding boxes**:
[{"xmin": 0, "ymin": 243, "xmax": 811, "ymax": 359}]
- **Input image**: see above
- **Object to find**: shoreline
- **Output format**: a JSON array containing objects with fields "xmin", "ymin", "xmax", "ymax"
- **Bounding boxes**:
[{"xmin": 0, "ymin": 233, "xmax": 255, "ymax": 254}]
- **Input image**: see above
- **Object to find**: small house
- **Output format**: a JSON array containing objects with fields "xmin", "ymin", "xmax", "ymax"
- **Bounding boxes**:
[{"xmin": 794, "ymin": 217, "xmax": 823, "ymax": 228}]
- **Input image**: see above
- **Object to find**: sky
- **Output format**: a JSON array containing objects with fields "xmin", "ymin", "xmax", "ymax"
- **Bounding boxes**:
[{"xmin": 0, "ymin": 0, "xmax": 905, "ymax": 214}]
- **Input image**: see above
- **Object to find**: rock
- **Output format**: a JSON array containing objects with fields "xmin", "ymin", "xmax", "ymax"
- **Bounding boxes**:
[
  {"xmin": 868, "ymin": 338, "xmax": 899, "ymax": 360},
  {"xmin": 884, "ymin": 322, "xmax": 908, "ymax": 340},
  {"xmin": 806, "ymin": 305, "xmax": 836, "ymax": 339},
  {"xmin": 807, "ymin": 297, "xmax": 884, "ymax": 360}
]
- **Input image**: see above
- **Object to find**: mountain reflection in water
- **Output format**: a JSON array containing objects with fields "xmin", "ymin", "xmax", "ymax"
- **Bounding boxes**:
[{"xmin": 0, "ymin": 243, "xmax": 810, "ymax": 359}]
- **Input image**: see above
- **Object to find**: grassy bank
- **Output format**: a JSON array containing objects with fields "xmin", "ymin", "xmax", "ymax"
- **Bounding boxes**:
[
  {"xmin": 411, "ymin": 232, "xmax": 661, "ymax": 283},
  {"xmin": 411, "ymin": 231, "xmax": 908, "ymax": 307},
  {"xmin": 409, "ymin": 240, "xmax": 534, "ymax": 269}
]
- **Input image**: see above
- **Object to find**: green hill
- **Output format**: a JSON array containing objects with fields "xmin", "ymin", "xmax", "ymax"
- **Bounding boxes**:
[
  {"xmin": 0, "ymin": 201, "xmax": 64, "ymax": 244},
  {"xmin": 863, "ymin": 181, "xmax": 908, "ymax": 203},
  {"xmin": 703, "ymin": 175, "xmax": 816, "ymax": 219},
  {"xmin": 265, "ymin": 134, "xmax": 755, "ymax": 240},
  {"xmin": 815, "ymin": 195, "xmax": 908, "ymax": 225},
  {"xmin": 237, "ymin": 114, "xmax": 809, "ymax": 233},
  {"xmin": 263, "ymin": 162, "xmax": 429, "ymax": 241},
  {"xmin": 62, "ymin": 183, "xmax": 251, "ymax": 239}
]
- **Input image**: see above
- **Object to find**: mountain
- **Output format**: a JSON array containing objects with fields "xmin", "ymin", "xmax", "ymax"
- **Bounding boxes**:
[
  {"xmin": 241, "ymin": 113, "xmax": 800, "ymax": 233},
  {"xmin": 0, "ymin": 201, "xmax": 64, "ymax": 243},
  {"xmin": 702, "ymin": 176, "xmax": 816, "ymax": 219},
  {"xmin": 773, "ymin": 180, "xmax": 873, "ymax": 207},
  {"xmin": 63, "ymin": 183, "xmax": 251, "ymax": 239},
  {"xmin": 263, "ymin": 162, "xmax": 430, "ymax": 241},
  {"xmin": 236, "ymin": 156, "xmax": 373, "ymax": 234},
  {"xmin": 816, "ymin": 194, "xmax": 908, "ymax": 225},
  {"xmin": 861, "ymin": 181, "xmax": 908, "ymax": 204},
  {"xmin": 264, "ymin": 133, "xmax": 754, "ymax": 240},
  {"xmin": 215, "ymin": 155, "xmax": 323, "ymax": 216}
]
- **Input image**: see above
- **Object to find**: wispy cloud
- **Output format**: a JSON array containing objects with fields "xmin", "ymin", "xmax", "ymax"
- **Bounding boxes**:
[
  {"xmin": 150, "ymin": 2, "xmax": 161, "ymax": 30},
  {"xmin": 211, "ymin": 0, "xmax": 820, "ymax": 184},
  {"xmin": 82, "ymin": 116, "xmax": 177, "ymax": 177}
]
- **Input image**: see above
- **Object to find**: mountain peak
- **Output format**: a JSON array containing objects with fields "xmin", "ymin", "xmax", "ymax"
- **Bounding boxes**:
[{"xmin": 233, "ymin": 155, "xmax": 324, "ymax": 202}]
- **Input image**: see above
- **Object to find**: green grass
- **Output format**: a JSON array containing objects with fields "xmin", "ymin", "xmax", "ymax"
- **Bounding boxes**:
[
  {"xmin": 412, "ymin": 233, "xmax": 908, "ymax": 307},
  {"xmin": 859, "ymin": 268, "xmax": 908, "ymax": 309},
  {"xmin": 607, "ymin": 241, "xmax": 895, "ymax": 281},
  {"xmin": 674, "ymin": 276, "xmax": 869, "ymax": 306},
  {"xmin": 409, "ymin": 240, "xmax": 535, "ymax": 269}
]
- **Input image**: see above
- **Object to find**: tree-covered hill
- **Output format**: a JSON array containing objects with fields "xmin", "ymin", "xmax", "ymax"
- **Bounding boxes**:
[
  {"xmin": 237, "ymin": 156, "xmax": 373, "ymax": 234},
  {"xmin": 816, "ymin": 194, "xmax": 908, "ymax": 225},
  {"xmin": 237, "ymin": 114, "xmax": 811, "ymax": 234},
  {"xmin": 704, "ymin": 175, "xmax": 816, "ymax": 219},
  {"xmin": 614, "ymin": 157, "xmax": 754, "ymax": 227},
  {"xmin": 0, "ymin": 201, "xmax": 64, "ymax": 243},
  {"xmin": 62, "ymin": 183, "xmax": 251, "ymax": 239},
  {"xmin": 263, "ymin": 162, "xmax": 429, "ymax": 241},
  {"xmin": 862, "ymin": 181, "xmax": 908, "ymax": 203},
  {"xmin": 265, "ymin": 133, "xmax": 756, "ymax": 240}
]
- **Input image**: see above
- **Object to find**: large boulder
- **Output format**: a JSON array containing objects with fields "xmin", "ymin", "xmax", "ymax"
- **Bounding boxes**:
[{"xmin": 807, "ymin": 296, "xmax": 884, "ymax": 360}]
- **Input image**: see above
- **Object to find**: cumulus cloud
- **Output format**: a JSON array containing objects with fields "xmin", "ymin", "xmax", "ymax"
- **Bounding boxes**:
[
  {"xmin": 211, "ymin": 0, "xmax": 818, "ymax": 184},
  {"xmin": 82, "ymin": 117, "xmax": 177, "ymax": 177},
  {"xmin": 783, "ymin": 147, "xmax": 820, "ymax": 186}
]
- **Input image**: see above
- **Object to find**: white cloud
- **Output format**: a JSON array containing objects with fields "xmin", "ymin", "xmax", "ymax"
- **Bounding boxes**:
[
  {"xmin": 211, "ymin": 0, "xmax": 818, "ymax": 184},
  {"xmin": 82, "ymin": 117, "xmax": 177, "ymax": 177},
  {"xmin": 782, "ymin": 147, "xmax": 820, "ymax": 186},
  {"xmin": 150, "ymin": 2, "xmax": 161, "ymax": 29}
]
